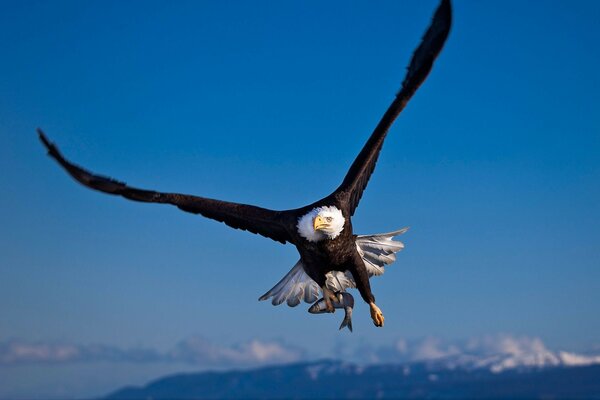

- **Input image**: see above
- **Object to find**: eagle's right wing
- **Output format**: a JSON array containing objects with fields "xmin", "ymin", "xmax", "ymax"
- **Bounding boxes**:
[{"xmin": 38, "ymin": 130, "xmax": 293, "ymax": 244}]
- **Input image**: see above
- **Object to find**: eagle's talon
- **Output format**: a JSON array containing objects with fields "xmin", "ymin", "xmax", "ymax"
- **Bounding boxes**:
[
  {"xmin": 369, "ymin": 303, "xmax": 384, "ymax": 327},
  {"xmin": 325, "ymin": 300, "xmax": 335, "ymax": 313},
  {"xmin": 322, "ymin": 286, "xmax": 337, "ymax": 313}
]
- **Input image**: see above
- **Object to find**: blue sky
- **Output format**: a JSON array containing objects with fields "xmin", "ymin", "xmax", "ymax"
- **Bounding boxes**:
[{"xmin": 1, "ymin": 0, "xmax": 599, "ymax": 398}]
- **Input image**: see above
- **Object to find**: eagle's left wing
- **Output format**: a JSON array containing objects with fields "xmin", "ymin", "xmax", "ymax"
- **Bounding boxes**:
[
  {"xmin": 38, "ymin": 130, "xmax": 293, "ymax": 244},
  {"xmin": 328, "ymin": 0, "xmax": 452, "ymax": 216}
]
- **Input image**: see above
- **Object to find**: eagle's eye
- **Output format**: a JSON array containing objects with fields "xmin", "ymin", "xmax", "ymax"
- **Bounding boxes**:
[{"xmin": 326, "ymin": 216, "xmax": 333, "ymax": 222}]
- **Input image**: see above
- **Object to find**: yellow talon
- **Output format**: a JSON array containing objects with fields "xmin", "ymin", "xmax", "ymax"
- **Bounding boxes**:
[{"xmin": 369, "ymin": 303, "xmax": 384, "ymax": 327}]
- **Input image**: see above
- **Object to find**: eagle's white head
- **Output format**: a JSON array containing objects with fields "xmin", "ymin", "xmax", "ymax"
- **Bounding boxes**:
[{"xmin": 297, "ymin": 206, "xmax": 345, "ymax": 242}]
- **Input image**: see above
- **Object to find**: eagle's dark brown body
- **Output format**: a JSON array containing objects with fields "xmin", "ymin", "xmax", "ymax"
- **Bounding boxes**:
[
  {"xmin": 289, "ymin": 205, "xmax": 374, "ymax": 304},
  {"xmin": 38, "ymin": 0, "xmax": 452, "ymax": 327}
]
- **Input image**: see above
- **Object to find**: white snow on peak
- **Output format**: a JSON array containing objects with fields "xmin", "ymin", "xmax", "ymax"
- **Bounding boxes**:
[
  {"xmin": 349, "ymin": 334, "xmax": 600, "ymax": 374},
  {"xmin": 558, "ymin": 351, "xmax": 600, "ymax": 367},
  {"xmin": 304, "ymin": 361, "xmax": 357, "ymax": 381},
  {"xmin": 465, "ymin": 335, "xmax": 562, "ymax": 373}
]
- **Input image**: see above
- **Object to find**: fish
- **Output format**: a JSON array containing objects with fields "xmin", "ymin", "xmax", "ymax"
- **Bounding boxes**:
[{"xmin": 308, "ymin": 292, "xmax": 354, "ymax": 332}]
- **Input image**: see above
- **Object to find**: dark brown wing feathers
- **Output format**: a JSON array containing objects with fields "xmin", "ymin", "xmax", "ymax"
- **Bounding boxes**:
[
  {"xmin": 332, "ymin": 0, "xmax": 452, "ymax": 215},
  {"xmin": 38, "ymin": 129, "xmax": 291, "ymax": 244}
]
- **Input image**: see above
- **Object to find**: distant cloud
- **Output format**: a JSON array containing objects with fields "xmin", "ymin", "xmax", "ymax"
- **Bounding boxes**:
[
  {"xmin": 0, "ymin": 337, "xmax": 305, "ymax": 368},
  {"xmin": 0, "ymin": 340, "xmax": 162, "ymax": 365},
  {"xmin": 352, "ymin": 335, "xmax": 461, "ymax": 364},
  {"xmin": 167, "ymin": 336, "xmax": 306, "ymax": 367},
  {"xmin": 464, "ymin": 334, "xmax": 548, "ymax": 356},
  {"xmin": 2, "ymin": 334, "xmax": 599, "ymax": 372},
  {"xmin": 410, "ymin": 336, "xmax": 461, "ymax": 361}
]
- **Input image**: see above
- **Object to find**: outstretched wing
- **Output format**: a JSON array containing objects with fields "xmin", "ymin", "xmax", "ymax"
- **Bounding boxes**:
[
  {"xmin": 331, "ymin": 0, "xmax": 452, "ymax": 215},
  {"xmin": 38, "ymin": 129, "xmax": 292, "ymax": 244}
]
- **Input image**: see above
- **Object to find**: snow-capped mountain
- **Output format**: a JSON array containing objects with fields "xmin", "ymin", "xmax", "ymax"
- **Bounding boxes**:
[
  {"xmin": 105, "ymin": 336, "xmax": 600, "ymax": 399},
  {"xmin": 105, "ymin": 360, "xmax": 600, "ymax": 399},
  {"xmin": 422, "ymin": 343, "xmax": 600, "ymax": 374},
  {"xmin": 348, "ymin": 334, "xmax": 600, "ymax": 373}
]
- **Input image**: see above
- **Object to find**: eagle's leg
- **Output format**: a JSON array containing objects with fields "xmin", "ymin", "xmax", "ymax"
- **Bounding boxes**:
[
  {"xmin": 321, "ymin": 286, "xmax": 337, "ymax": 313},
  {"xmin": 349, "ymin": 253, "xmax": 385, "ymax": 327}
]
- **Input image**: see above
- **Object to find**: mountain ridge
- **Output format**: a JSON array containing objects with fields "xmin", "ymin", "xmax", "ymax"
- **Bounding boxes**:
[{"xmin": 105, "ymin": 359, "xmax": 600, "ymax": 399}]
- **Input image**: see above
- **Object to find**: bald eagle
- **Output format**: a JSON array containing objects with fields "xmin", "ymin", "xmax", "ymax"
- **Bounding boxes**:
[{"xmin": 38, "ymin": 0, "xmax": 451, "ymax": 328}]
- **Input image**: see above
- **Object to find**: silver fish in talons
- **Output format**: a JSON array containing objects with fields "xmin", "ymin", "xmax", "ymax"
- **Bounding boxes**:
[{"xmin": 308, "ymin": 292, "xmax": 355, "ymax": 332}]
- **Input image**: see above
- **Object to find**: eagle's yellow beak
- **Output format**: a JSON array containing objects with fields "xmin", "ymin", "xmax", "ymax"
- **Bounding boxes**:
[{"xmin": 313, "ymin": 215, "xmax": 327, "ymax": 231}]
